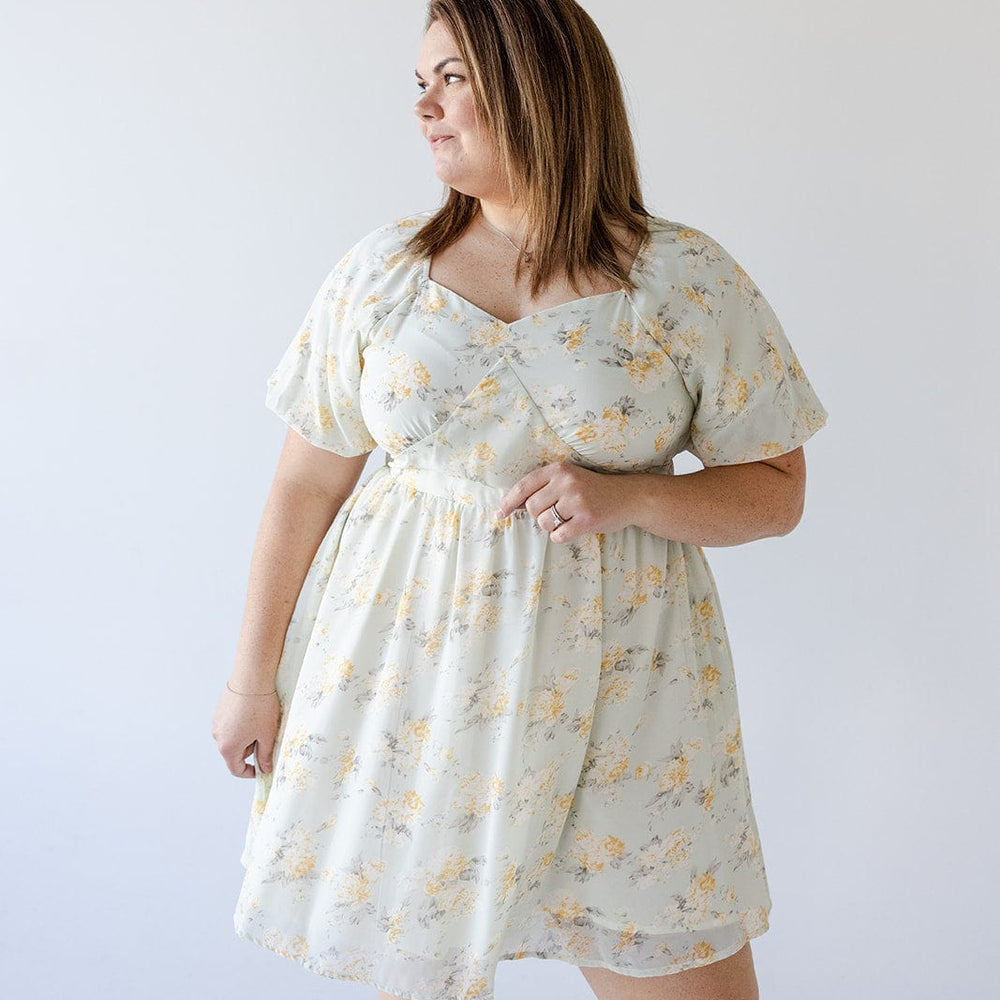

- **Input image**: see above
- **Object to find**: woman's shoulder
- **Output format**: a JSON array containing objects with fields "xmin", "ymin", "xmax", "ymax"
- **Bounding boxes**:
[
  {"xmin": 636, "ymin": 215, "xmax": 770, "ymax": 310},
  {"xmin": 323, "ymin": 211, "xmax": 434, "ymax": 314},
  {"xmin": 641, "ymin": 215, "xmax": 740, "ymax": 271},
  {"xmin": 339, "ymin": 210, "xmax": 434, "ymax": 271}
]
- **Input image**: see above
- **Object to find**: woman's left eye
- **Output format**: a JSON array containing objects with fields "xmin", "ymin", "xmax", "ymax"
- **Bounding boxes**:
[{"xmin": 415, "ymin": 73, "xmax": 463, "ymax": 93}]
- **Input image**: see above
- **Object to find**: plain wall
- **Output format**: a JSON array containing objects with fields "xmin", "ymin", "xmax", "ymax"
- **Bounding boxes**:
[{"xmin": 1, "ymin": 1, "xmax": 996, "ymax": 997}]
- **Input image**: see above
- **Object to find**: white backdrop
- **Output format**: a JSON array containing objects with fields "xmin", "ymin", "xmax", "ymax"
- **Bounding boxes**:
[{"xmin": 2, "ymin": 2, "xmax": 996, "ymax": 998}]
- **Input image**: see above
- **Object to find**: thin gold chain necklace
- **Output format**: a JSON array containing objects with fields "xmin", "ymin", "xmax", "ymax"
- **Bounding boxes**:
[{"xmin": 481, "ymin": 214, "xmax": 533, "ymax": 263}]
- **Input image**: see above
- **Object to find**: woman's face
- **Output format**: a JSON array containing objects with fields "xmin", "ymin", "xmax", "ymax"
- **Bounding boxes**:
[{"xmin": 414, "ymin": 20, "xmax": 508, "ymax": 201}]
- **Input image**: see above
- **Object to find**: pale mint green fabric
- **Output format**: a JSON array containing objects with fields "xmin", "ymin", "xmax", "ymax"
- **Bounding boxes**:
[{"xmin": 234, "ymin": 213, "xmax": 828, "ymax": 1000}]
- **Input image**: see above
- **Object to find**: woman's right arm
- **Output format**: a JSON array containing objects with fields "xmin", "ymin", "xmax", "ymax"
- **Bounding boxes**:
[{"xmin": 212, "ymin": 429, "xmax": 371, "ymax": 778}]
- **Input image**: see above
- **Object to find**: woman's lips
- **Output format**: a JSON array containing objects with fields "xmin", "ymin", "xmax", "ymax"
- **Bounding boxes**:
[{"xmin": 430, "ymin": 135, "xmax": 453, "ymax": 147}]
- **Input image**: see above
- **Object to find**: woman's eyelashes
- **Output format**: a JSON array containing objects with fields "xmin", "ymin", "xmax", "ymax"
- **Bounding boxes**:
[{"xmin": 416, "ymin": 73, "xmax": 463, "ymax": 92}]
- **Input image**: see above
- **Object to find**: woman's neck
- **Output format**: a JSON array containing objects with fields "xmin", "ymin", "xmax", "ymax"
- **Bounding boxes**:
[{"xmin": 477, "ymin": 198, "xmax": 530, "ymax": 247}]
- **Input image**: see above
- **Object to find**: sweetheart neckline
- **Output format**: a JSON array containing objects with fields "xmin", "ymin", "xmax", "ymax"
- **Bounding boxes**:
[{"xmin": 420, "ymin": 227, "xmax": 651, "ymax": 328}]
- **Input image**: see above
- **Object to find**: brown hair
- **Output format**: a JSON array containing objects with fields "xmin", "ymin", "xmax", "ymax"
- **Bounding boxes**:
[{"xmin": 405, "ymin": 0, "xmax": 653, "ymax": 297}]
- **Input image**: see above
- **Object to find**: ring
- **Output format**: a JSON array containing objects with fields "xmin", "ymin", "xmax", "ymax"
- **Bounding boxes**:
[{"xmin": 548, "ymin": 503, "xmax": 566, "ymax": 528}]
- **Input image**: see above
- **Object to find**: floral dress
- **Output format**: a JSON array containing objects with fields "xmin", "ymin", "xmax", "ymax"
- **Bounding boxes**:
[{"xmin": 233, "ymin": 211, "xmax": 828, "ymax": 1000}]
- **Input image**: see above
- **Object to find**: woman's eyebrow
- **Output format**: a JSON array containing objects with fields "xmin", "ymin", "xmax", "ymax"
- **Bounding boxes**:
[{"xmin": 415, "ymin": 56, "xmax": 464, "ymax": 79}]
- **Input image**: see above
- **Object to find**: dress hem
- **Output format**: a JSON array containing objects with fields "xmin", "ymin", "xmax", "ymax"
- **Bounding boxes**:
[{"xmin": 233, "ymin": 914, "xmax": 770, "ymax": 1000}]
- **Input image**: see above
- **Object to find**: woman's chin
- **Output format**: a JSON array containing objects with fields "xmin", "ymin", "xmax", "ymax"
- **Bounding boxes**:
[{"xmin": 433, "ymin": 173, "xmax": 482, "ymax": 199}]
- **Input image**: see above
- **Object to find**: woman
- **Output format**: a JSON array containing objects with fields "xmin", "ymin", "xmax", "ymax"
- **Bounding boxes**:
[{"xmin": 212, "ymin": 2, "xmax": 828, "ymax": 999}]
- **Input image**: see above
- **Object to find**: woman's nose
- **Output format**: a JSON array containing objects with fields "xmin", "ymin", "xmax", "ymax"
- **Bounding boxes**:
[{"xmin": 414, "ymin": 92, "xmax": 442, "ymax": 121}]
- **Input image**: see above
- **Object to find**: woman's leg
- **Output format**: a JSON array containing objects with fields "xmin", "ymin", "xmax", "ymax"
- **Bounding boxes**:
[{"xmin": 579, "ymin": 940, "xmax": 759, "ymax": 1000}]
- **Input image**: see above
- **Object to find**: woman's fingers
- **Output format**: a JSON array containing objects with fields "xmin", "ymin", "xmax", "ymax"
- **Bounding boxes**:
[
  {"xmin": 212, "ymin": 687, "xmax": 281, "ymax": 778},
  {"xmin": 255, "ymin": 736, "xmax": 275, "ymax": 775},
  {"xmin": 524, "ymin": 484, "xmax": 563, "ymax": 521},
  {"xmin": 496, "ymin": 464, "xmax": 551, "ymax": 517}
]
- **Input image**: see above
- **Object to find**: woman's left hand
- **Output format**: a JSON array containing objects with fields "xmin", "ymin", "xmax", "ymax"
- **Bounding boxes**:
[{"xmin": 495, "ymin": 460, "xmax": 636, "ymax": 543}]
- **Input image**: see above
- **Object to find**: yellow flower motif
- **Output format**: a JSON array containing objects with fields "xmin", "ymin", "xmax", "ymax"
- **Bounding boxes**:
[
  {"xmin": 470, "ymin": 320, "xmax": 506, "ymax": 348},
  {"xmin": 281, "ymin": 831, "xmax": 317, "ymax": 880},
  {"xmin": 460, "ymin": 977, "xmax": 489, "ymax": 1000},
  {"xmin": 380, "ymin": 428, "xmax": 408, "ymax": 453},
  {"xmin": 665, "ymin": 754, "xmax": 689, "ymax": 790},
  {"xmin": 700, "ymin": 664, "xmax": 721, "ymax": 687},
  {"xmin": 663, "ymin": 828, "xmax": 691, "ymax": 867},
  {"xmin": 692, "ymin": 599, "xmax": 714, "ymax": 624},
  {"xmin": 412, "ymin": 359, "xmax": 432, "ymax": 387},
  {"xmin": 469, "ymin": 442, "xmax": 496, "ymax": 467},
  {"xmin": 402, "ymin": 789, "xmax": 423, "ymax": 813},
  {"xmin": 471, "ymin": 376, "xmax": 500, "ymax": 399},
  {"xmin": 501, "ymin": 863, "xmax": 518, "ymax": 895},
  {"xmin": 534, "ymin": 686, "xmax": 565, "ymax": 722},
  {"xmin": 561, "ymin": 324, "xmax": 588, "ymax": 351},
  {"xmin": 335, "ymin": 747, "xmax": 357, "ymax": 783},
  {"xmin": 383, "ymin": 249, "xmax": 413, "ymax": 269},
  {"xmin": 425, "ymin": 850, "xmax": 470, "ymax": 895},
  {"xmin": 261, "ymin": 931, "xmax": 310, "ymax": 961},
  {"xmin": 409, "ymin": 719, "xmax": 431, "ymax": 741},
  {"xmin": 721, "ymin": 370, "xmax": 748, "ymax": 413},
  {"xmin": 594, "ymin": 741, "xmax": 630, "ymax": 782},
  {"xmin": 337, "ymin": 872, "xmax": 372, "ymax": 908},
  {"xmin": 613, "ymin": 318, "xmax": 642, "ymax": 347},
  {"xmin": 321, "ymin": 653, "xmax": 354, "ymax": 691},
  {"xmin": 474, "ymin": 602, "xmax": 502, "ymax": 632},
  {"xmin": 643, "ymin": 315, "xmax": 668, "ymax": 345},
  {"xmin": 684, "ymin": 284, "xmax": 709, "ymax": 312},
  {"xmin": 385, "ymin": 908, "xmax": 405, "ymax": 943},
  {"xmin": 387, "ymin": 377, "xmax": 412, "ymax": 400},
  {"xmin": 602, "ymin": 404, "xmax": 629, "ymax": 431},
  {"xmin": 422, "ymin": 621, "xmax": 446, "ymax": 656},
  {"xmin": 625, "ymin": 350, "xmax": 665, "ymax": 387},
  {"xmin": 617, "ymin": 924, "xmax": 642, "ymax": 949},
  {"xmin": 675, "ymin": 324, "xmax": 705, "ymax": 355},
  {"xmin": 315, "ymin": 404, "xmax": 335, "ymax": 430},
  {"xmin": 604, "ymin": 834, "xmax": 626, "ymax": 857},
  {"xmin": 702, "ymin": 780, "xmax": 714, "ymax": 811},
  {"xmin": 692, "ymin": 940, "xmax": 716, "ymax": 962},
  {"xmin": 764, "ymin": 334, "xmax": 786, "ymax": 382}
]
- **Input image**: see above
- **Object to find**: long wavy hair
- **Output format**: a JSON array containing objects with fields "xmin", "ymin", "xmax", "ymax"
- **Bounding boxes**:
[{"xmin": 405, "ymin": 0, "xmax": 653, "ymax": 297}]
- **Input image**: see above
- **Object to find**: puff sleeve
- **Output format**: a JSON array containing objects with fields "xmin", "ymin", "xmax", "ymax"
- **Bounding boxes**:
[
  {"xmin": 668, "ymin": 233, "xmax": 828, "ymax": 467},
  {"xmin": 264, "ymin": 245, "xmax": 379, "ymax": 458}
]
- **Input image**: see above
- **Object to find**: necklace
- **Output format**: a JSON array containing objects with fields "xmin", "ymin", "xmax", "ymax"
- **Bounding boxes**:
[{"xmin": 482, "ymin": 214, "xmax": 533, "ymax": 263}]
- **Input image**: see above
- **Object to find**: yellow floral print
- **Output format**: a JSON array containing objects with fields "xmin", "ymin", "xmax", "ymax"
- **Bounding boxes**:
[{"xmin": 239, "ymin": 211, "xmax": 829, "ymax": 1000}]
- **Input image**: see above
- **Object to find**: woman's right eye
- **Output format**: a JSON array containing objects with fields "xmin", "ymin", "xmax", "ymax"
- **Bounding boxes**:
[{"xmin": 416, "ymin": 73, "xmax": 463, "ymax": 94}]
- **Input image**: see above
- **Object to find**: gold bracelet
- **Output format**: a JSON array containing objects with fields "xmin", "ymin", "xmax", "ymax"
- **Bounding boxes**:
[{"xmin": 227, "ymin": 679, "xmax": 277, "ymax": 697}]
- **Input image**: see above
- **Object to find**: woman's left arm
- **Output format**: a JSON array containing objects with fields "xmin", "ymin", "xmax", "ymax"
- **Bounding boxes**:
[{"xmin": 495, "ymin": 446, "xmax": 806, "ymax": 547}]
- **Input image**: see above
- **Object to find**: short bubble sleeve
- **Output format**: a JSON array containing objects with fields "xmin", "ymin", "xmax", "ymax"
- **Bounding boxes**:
[
  {"xmin": 264, "ymin": 246, "xmax": 379, "ymax": 458},
  {"xmin": 664, "ymin": 234, "xmax": 829, "ymax": 467}
]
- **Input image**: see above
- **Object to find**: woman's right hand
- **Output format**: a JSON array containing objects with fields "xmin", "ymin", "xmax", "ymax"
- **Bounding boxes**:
[{"xmin": 212, "ymin": 683, "xmax": 282, "ymax": 778}]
